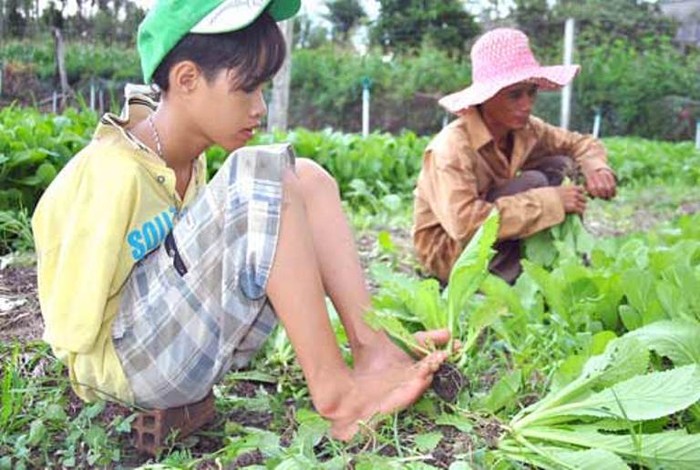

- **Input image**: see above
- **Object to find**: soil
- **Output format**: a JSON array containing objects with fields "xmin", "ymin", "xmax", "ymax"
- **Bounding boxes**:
[
  {"xmin": 431, "ymin": 362, "xmax": 468, "ymax": 403},
  {"xmin": 0, "ymin": 264, "xmax": 43, "ymax": 344}
]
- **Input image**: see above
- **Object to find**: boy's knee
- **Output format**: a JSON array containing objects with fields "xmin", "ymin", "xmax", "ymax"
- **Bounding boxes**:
[
  {"xmin": 295, "ymin": 158, "xmax": 340, "ymax": 196},
  {"xmin": 281, "ymin": 167, "xmax": 304, "ymax": 201}
]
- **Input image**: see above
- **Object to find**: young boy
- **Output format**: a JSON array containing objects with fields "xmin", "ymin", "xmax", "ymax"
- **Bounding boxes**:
[{"xmin": 32, "ymin": 0, "xmax": 448, "ymax": 441}]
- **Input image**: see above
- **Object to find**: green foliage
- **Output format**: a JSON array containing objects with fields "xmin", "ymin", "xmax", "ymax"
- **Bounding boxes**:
[
  {"xmin": 573, "ymin": 39, "xmax": 700, "ymax": 140},
  {"xmin": 0, "ymin": 106, "xmax": 96, "ymax": 212},
  {"xmin": 366, "ymin": 211, "xmax": 501, "ymax": 360},
  {"xmin": 288, "ymin": 45, "xmax": 471, "ymax": 134},
  {"xmin": 517, "ymin": 0, "xmax": 677, "ymax": 58},
  {"xmin": 0, "ymin": 209, "xmax": 34, "ymax": 254},
  {"xmin": 5, "ymin": 26, "xmax": 700, "ymax": 138},
  {"xmin": 247, "ymin": 127, "xmax": 430, "ymax": 209},
  {"xmin": 498, "ymin": 334, "xmax": 700, "ymax": 469},
  {"xmin": 445, "ymin": 211, "xmax": 500, "ymax": 341},
  {"xmin": 0, "ymin": 342, "xmax": 134, "ymax": 469},
  {"xmin": 0, "ymin": 38, "xmax": 141, "ymax": 83},
  {"xmin": 4, "ymin": 115, "xmax": 700, "ymax": 466},
  {"xmin": 525, "ymin": 213, "xmax": 594, "ymax": 268},
  {"xmin": 605, "ymin": 137, "xmax": 700, "ymax": 186},
  {"xmin": 294, "ymin": 14, "xmax": 331, "ymax": 49},
  {"xmin": 370, "ymin": 0, "xmax": 480, "ymax": 57},
  {"xmin": 628, "ymin": 320, "xmax": 700, "ymax": 366},
  {"xmin": 1, "ymin": 1, "xmax": 145, "ymax": 43},
  {"xmin": 324, "ymin": 0, "xmax": 366, "ymax": 43}
]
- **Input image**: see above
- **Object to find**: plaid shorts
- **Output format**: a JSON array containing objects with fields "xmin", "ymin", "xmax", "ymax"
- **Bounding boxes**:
[{"xmin": 112, "ymin": 144, "xmax": 295, "ymax": 409}]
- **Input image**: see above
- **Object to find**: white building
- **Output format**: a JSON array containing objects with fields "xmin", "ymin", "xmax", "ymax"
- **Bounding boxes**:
[{"xmin": 660, "ymin": 0, "xmax": 700, "ymax": 46}]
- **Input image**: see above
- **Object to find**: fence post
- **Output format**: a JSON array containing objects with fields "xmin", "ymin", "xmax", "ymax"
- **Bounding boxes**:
[
  {"xmin": 0, "ymin": 61, "xmax": 3, "ymax": 97},
  {"xmin": 53, "ymin": 27, "xmax": 71, "ymax": 111},
  {"xmin": 695, "ymin": 119, "xmax": 700, "ymax": 150},
  {"xmin": 90, "ymin": 79, "xmax": 96, "ymax": 111},
  {"xmin": 267, "ymin": 19, "xmax": 293, "ymax": 132},
  {"xmin": 592, "ymin": 108, "xmax": 602, "ymax": 138},
  {"xmin": 361, "ymin": 76, "xmax": 372, "ymax": 137},
  {"xmin": 560, "ymin": 18, "xmax": 575, "ymax": 130}
]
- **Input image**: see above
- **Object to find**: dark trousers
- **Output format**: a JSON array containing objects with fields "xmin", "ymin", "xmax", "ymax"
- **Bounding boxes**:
[{"xmin": 486, "ymin": 156, "xmax": 572, "ymax": 284}]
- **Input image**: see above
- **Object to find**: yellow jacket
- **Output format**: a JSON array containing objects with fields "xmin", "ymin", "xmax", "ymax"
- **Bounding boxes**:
[
  {"xmin": 413, "ymin": 107, "xmax": 611, "ymax": 282},
  {"xmin": 32, "ymin": 91, "xmax": 206, "ymax": 403}
]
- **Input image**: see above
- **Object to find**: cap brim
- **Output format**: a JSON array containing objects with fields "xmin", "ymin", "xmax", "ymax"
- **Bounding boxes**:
[
  {"xmin": 439, "ymin": 64, "xmax": 580, "ymax": 114},
  {"xmin": 268, "ymin": 0, "xmax": 301, "ymax": 21},
  {"xmin": 191, "ymin": 0, "xmax": 300, "ymax": 34}
]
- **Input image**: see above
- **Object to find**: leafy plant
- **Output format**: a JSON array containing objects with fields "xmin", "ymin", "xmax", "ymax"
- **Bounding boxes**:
[
  {"xmin": 493, "ymin": 334, "xmax": 700, "ymax": 469},
  {"xmin": 365, "ymin": 211, "xmax": 503, "ymax": 402},
  {"xmin": 0, "ymin": 209, "xmax": 34, "ymax": 254},
  {"xmin": 366, "ymin": 211, "xmax": 500, "ymax": 357},
  {"xmin": 525, "ymin": 213, "xmax": 594, "ymax": 268}
]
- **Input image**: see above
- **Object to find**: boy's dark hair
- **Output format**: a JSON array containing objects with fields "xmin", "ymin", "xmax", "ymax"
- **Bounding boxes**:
[{"xmin": 152, "ymin": 12, "xmax": 286, "ymax": 93}]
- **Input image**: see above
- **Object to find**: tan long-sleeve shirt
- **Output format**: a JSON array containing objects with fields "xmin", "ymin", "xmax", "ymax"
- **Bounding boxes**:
[{"xmin": 413, "ymin": 107, "xmax": 611, "ymax": 282}]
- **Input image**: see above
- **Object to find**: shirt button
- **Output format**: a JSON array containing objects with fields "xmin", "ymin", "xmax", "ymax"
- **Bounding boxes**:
[{"xmin": 156, "ymin": 175, "xmax": 165, "ymax": 184}]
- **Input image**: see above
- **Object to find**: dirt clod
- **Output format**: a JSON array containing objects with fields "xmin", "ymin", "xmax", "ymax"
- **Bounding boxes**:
[{"xmin": 431, "ymin": 362, "xmax": 468, "ymax": 403}]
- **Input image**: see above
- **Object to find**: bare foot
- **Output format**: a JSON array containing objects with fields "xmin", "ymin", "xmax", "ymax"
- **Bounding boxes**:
[
  {"xmin": 353, "ymin": 328, "xmax": 452, "ymax": 374},
  {"xmin": 327, "ymin": 350, "xmax": 448, "ymax": 441}
]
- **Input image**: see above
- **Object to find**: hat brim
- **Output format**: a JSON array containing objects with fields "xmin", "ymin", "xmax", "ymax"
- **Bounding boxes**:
[
  {"xmin": 191, "ymin": 0, "xmax": 300, "ymax": 34},
  {"xmin": 438, "ymin": 64, "xmax": 581, "ymax": 114}
]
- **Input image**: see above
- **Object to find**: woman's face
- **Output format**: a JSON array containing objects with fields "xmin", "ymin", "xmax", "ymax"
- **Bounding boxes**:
[{"xmin": 481, "ymin": 82, "xmax": 538, "ymax": 134}]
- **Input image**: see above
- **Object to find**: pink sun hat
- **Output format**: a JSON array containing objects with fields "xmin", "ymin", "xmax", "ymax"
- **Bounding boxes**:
[{"xmin": 439, "ymin": 28, "xmax": 581, "ymax": 114}]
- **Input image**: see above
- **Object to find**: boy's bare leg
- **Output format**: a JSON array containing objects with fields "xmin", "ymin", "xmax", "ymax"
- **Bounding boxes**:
[
  {"xmin": 266, "ymin": 168, "xmax": 447, "ymax": 440},
  {"xmin": 293, "ymin": 159, "xmax": 446, "ymax": 371}
]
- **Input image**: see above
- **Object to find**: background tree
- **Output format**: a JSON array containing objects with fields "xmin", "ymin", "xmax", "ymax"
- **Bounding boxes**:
[
  {"xmin": 40, "ymin": 0, "xmax": 64, "ymax": 30},
  {"xmin": 294, "ymin": 14, "xmax": 330, "ymax": 49},
  {"xmin": 513, "ymin": 0, "xmax": 558, "ymax": 53},
  {"xmin": 6, "ymin": 0, "xmax": 29, "ymax": 37},
  {"xmin": 324, "ymin": 0, "xmax": 366, "ymax": 44},
  {"xmin": 370, "ymin": 0, "xmax": 480, "ymax": 57},
  {"xmin": 117, "ymin": 1, "xmax": 145, "ymax": 44},
  {"xmin": 515, "ymin": 0, "xmax": 677, "ymax": 55}
]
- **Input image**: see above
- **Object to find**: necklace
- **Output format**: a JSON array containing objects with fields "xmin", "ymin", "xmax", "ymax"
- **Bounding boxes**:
[
  {"xmin": 146, "ymin": 114, "xmax": 165, "ymax": 162},
  {"xmin": 146, "ymin": 113, "xmax": 182, "ymax": 221},
  {"xmin": 145, "ymin": 114, "xmax": 200, "ymax": 219}
]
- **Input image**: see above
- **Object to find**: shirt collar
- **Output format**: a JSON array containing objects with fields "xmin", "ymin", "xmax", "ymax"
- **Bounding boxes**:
[
  {"xmin": 459, "ymin": 107, "xmax": 493, "ymax": 151},
  {"xmin": 94, "ymin": 86, "xmax": 159, "ymax": 156},
  {"xmin": 92, "ymin": 87, "xmax": 207, "ymax": 189}
]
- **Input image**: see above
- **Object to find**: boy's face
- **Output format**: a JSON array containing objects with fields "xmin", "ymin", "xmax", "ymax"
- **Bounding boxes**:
[
  {"xmin": 481, "ymin": 82, "xmax": 538, "ymax": 132},
  {"xmin": 190, "ymin": 68, "xmax": 267, "ymax": 152}
]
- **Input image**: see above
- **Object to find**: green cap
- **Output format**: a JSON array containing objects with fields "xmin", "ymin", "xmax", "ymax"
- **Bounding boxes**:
[{"xmin": 138, "ymin": 0, "xmax": 301, "ymax": 83}]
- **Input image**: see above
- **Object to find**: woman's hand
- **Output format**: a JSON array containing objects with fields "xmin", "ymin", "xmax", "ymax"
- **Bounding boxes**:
[{"xmin": 585, "ymin": 168, "xmax": 617, "ymax": 200}]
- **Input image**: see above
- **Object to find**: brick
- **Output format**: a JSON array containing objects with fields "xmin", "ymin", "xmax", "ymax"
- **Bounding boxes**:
[{"xmin": 131, "ymin": 391, "xmax": 216, "ymax": 455}]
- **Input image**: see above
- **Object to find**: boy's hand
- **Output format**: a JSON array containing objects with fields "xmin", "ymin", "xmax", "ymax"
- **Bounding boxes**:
[
  {"xmin": 585, "ymin": 168, "xmax": 616, "ymax": 200},
  {"xmin": 556, "ymin": 185, "xmax": 587, "ymax": 215}
]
